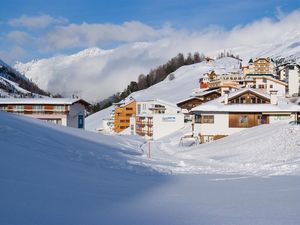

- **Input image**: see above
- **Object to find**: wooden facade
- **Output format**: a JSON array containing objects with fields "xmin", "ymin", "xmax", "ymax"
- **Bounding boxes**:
[
  {"xmin": 228, "ymin": 113, "xmax": 269, "ymax": 128},
  {"xmin": 114, "ymin": 100, "xmax": 136, "ymax": 133},
  {"xmin": 228, "ymin": 91, "xmax": 270, "ymax": 104}
]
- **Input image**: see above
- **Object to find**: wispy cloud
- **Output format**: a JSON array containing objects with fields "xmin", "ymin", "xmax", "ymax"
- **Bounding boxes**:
[
  {"xmin": 41, "ymin": 21, "xmax": 172, "ymax": 51},
  {"xmin": 6, "ymin": 31, "xmax": 34, "ymax": 44},
  {"xmin": 8, "ymin": 14, "xmax": 68, "ymax": 29}
]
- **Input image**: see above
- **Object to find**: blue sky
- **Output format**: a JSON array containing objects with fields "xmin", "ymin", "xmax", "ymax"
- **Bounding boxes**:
[{"xmin": 1, "ymin": 0, "xmax": 300, "ymax": 63}]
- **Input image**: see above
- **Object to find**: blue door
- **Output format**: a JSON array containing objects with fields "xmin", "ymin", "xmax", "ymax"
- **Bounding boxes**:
[{"xmin": 78, "ymin": 115, "xmax": 84, "ymax": 129}]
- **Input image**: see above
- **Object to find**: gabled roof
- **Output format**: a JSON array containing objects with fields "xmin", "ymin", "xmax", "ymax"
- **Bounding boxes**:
[
  {"xmin": 177, "ymin": 90, "xmax": 220, "ymax": 105},
  {"xmin": 191, "ymin": 88, "xmax": 300, "ymax": 113},
  {"xmin": 253, "ymin": 76, "xmax": 288, "ymax": 86},
  {"xmin": 0, "ymin": 98, "xmax": 90, "ymax": 106},
  {"xmin": 227, "ymin": 88, "xmax": 270, "ymax": 101}
]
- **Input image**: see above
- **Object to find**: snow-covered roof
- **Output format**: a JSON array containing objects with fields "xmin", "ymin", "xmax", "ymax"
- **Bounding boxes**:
[
  {"xmin": 227, "ymin": 87, "xmax": 270, "ymax": 100},
  {"xmin": 136, "ymin": 98, "xmax": 180, "ymax": 110},
  {"xmin": 177, "ymin": 90, "xmax": 220, "ymax": 104},
  {"xmin": 191, "ymin": 88, "xmax": 300, "ymax": 113},
  {"xmin": 0, "ymin": 98, "xmax": 90, "ymax": 106},
  {"xmin": 253, "ymin": 76, "xmax": 288, "ymax": 86}
]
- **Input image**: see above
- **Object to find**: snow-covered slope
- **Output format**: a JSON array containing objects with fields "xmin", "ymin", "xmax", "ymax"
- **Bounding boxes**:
[
  {"xmin": 138, "ymin": 122, "xmax": 300, "ymax": 176},
  {"xmin": 2, "ymin": 111, "xmax": 300, "ymax": 225},
  {"xmin": 86, "ymin": 57, "xmax": 241, "ymax": 131},
  {"xmin": 0, "ymin": 59, "xmax": 47, "ymax": 97}
]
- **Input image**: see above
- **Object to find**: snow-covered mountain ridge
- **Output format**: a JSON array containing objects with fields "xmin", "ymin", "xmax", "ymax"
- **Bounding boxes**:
[
  {"xmin": 13, "ymin": 24, "xmax": 300, "ymax": 102},
  {"xmin": 0, "ymin": 59, "xmax": 48, "ymax": 98}
]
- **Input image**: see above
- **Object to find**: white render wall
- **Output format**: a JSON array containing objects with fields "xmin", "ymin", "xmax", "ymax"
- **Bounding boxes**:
[
  {"xmin": 137, "ymin": 100, "xmax": 180, "ymax": 115},
  {"xmin": 67, "ymin": 103, "xmax": 86, "ymax": 129},
  {"xmin": 24, "ymin": 113, "xmax": 67, "ymax": 126},
  {"xmin": 193, "ymin": 112, "xmax": 245, "ymax": 137},
  {"xmin": 193, "ymin": 112, "xmax": 296, "ymax": 138},
  {"xmin": 288, "ymin": 69, "xmax": 300, "ymax": 96},
  {"xmin": 152, "ymin": 114, "xmax": 184, "ymax": 140},
  {"xmin": 255, "ymin": 78, "xmax": 286, "ymax": 96}
]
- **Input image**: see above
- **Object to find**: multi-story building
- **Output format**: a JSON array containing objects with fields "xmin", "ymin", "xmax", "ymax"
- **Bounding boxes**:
[
  {"xmin": 0, "ymin": 98, "xmax": 90, "ymax": 129},
  {"xmin": 191, "ymin": 88, "xmax": 300, "ymax": 143},
  {"xmin": 247, "ymin": 57, "xmax": 276, "ymax": 76},
  {"xmin": 131, "ymin": 99, "xmax": 184, "ymax": 140},
  {"xmin": 113, "ymin": 99, "xmax": 136, "ymax": 133},
  {"xmin": 277, "ymin": 63, "xmax": 300, "ymax": 97}
]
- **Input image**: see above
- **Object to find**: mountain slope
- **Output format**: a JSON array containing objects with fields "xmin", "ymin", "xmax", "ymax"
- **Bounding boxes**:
[
  {"xmin": 0, "ymin": 59, "xmax": 48, "ymax": 97},
  {"xmin": 86, "ymin": 57, "xmax": 241, "ymax": 131}
]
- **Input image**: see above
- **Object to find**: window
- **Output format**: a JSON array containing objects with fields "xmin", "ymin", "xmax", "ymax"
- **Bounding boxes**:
[
  {"xmin": 32, "ymin": 105, "xmax": 43, "ymax": 111},
  {"xmin": 0, "ymin": 106, "xmax": 7, "ymax": 111},
  {"xmin": 125, "ymin": 107, "xmax": 133, "ymax": 110},
  {"xmin": 194, "ymin": 115, "xmax": 201, "ymax": 123},
  {"xmin": 13, "ymin": 105, "xmax": 24, "ymax": 112},
  {"xmin": 270, "ymin": 84, "xmax": 273, "ymax": 88},
  {"xmin": 54, "ymin": 105, "xmax": 64, "ymax": 112},
  {"xmin": 251, "ymin": 97, "xmax": 256, "ymax": 103},
  {"xmin": 240, "ymin": 97, "xmax": 246, "ymax": 103},
  {"xmin": 239, "ymin": 115, "xmax": 248, "ymax": 124},
  {"xmin": 137, "ymin": 104, "xmax": 141, "ymax": 114},
  {"xmin": 202, "ymin": 115, "xmax": 214, "ymax": 124}
]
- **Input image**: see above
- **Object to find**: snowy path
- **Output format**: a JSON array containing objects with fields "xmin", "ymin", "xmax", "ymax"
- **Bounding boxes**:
[{"xmin": 140, "ymin": 122, "xmax": 300, "ymax": 176}]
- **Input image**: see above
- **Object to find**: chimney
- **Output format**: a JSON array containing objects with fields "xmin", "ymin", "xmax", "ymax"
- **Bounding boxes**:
[
  {"xmin": 224, "ymin": 90, "xmax": 229, "ymax": 105},
  {"xmin": 270, "ymin": 90, "xmax": 278, "ymax": 105}
]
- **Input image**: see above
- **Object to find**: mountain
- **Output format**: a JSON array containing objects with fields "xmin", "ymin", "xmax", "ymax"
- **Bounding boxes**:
[
  {"xmin": 13, "ymin": 22, "xmax": 300, "ymax": 102},
  {"xmin": 14, "ymin": 44, "xmax": 168, "ymax": 101},
  {"xmin": 85, "ymin": 57, "xmax": 243, "ymax": 131},
  {"xmin": 0, "ymin": 59, "xmax": 49, "ymax": 97}
]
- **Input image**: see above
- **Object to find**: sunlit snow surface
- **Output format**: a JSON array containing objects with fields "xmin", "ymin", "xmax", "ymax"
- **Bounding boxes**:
[{"xmin": 1, "ymin": 112, "xmax": 300, "ymax": 225}]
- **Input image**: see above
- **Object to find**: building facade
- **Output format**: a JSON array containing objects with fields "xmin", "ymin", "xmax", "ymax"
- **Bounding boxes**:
[
  {"xmin": 247, "ymin": 58, "xmax": 275, "ymax": 76},
  {"xmin": 0, "ymin": 98, "xmax": 90, "ymax": 129},
  {"xmin": 113, "ymin": 100, "xmax": 136, "ymax": 133},
  {"xmin": 191, "ymin": 88, "xmax": 300, "ymax": 143},
  {"xmin": 131, "ymin": 99, "xmax": 184, "ymax": 140}
]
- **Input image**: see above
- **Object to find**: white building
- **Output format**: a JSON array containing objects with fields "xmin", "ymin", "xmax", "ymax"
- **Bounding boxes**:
[
  {"xmin": 277, "ymin": 63, "xmax": 300, "ymax": 97},
  {"xmin": 191, "ymin": 88, "xmax": 300, "ymax": 143},
  {"xmin": 0, "ymin": 98, "xmax": 90, "ymax": 129},
  {"xmin": 131, "ymin": 99, "xmax": 184, "ymax": 140},
  {"xmin": 249, "ymin": 76, "xmax": 287, "ymax": 97}
]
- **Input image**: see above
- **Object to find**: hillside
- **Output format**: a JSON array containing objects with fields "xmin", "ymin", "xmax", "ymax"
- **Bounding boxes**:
[
  {"xmin": 138, "ymin": 122, "xmax": 300, "ymax": 176},
  {"xmin": 0, "ymin": 59, "xmax": 49, "ymax": 97},
  {"xmin": 1, "ymin": 110, "xmax": 300, "ymax": 225},
  {"xmin": 86, "ymin": 57, "xmax": 241, "ymax": 131}
]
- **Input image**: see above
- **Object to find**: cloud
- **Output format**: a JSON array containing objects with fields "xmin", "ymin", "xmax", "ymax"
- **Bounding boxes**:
[
  {"xmin": 11, "ymin": 9, "xmax": 300, "ymax": 101},
  {"xmin": 8, "ymin": 14, "xmax": 68, "ymax": 29},
  {"xmin": 41, "ymin": 21, "xmax": 172, "ymax": 51},
  {"xmin": 0, "ymin": 46, "xmax": 26, "ymax": 63},
  {"xmin": 6, "ymin": 31, "xmax": 34, "ymax": 44}
]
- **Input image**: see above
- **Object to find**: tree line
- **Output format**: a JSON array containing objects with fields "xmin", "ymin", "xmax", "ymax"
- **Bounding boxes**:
[{"xmin": 88, "ymin": 52, "xmax": 209, "ymax": 114}]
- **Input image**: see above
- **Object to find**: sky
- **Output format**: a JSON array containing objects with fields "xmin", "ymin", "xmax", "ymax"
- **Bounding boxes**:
[{"xmin": 1, "ymin": 0, "xmax": 300, "ymax": 64}]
